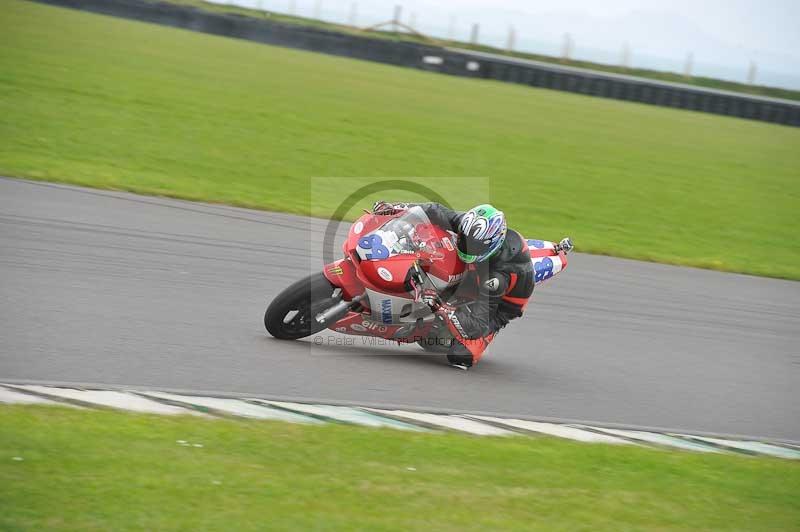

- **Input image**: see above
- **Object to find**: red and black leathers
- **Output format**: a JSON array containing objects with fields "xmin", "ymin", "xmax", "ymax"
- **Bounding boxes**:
[{"xmin": 416, "ymin": 203, "xmax": 535, "ymax": 366}]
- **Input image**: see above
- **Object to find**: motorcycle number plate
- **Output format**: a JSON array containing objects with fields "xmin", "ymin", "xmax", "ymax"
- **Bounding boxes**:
[{"xmin": 356, "ymin": 231, "xmax": 398, "ymax": 261}]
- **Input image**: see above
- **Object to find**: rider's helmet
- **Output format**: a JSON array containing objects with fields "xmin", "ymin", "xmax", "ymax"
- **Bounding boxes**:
[{"xmin": 456, "ymin": 204, "xmax": 507, "ymax": 263}]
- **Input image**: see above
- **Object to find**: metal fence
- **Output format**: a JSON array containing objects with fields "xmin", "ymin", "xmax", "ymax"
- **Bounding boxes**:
[{"xmin": 35, "ymin": 0, "xmax": 800, "ymax": 127}]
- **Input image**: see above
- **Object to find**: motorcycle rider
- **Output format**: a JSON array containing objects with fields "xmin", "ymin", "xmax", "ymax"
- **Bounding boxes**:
[{"xmin": 373, "ymin": 201, "xmax": 572, "ymax": 369}]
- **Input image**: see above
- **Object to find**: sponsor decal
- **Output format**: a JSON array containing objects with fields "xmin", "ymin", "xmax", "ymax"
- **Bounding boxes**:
[
  {"xmin": 380, "ymin": 299, "xmax": 392, "ymax": 324},
  {"xmin": 448, "ymin": 272, "xmax": 464, "ymax": 283},
  {"xmin": 350, "ymin": 323, "xmax": 367, "ymax": 332},
  {"xmin": 361, "ymin": 320, "xmax": 383, "ymax": 331},
  {"xmin": 335, "ymin": 327, "xmax": 346, "ymax": 333},
  {"xmin": 377, "ymin": 267, "xmax": 393, "ymax": 282},
  {"xmin": 446, "ymin": 309, "xmax": 468, "ymax": 337},
  {"xmin": 353, "ymin": 221, "xmax": 364, "ymax": 235},
  {"xmin": 358, "ymin": 234, "xmax": 390, "ymax": 260},
  {"xmin": 483, "ymin": 277, "xmax": 500, "ymax": 291},
  {"xmin": 442, "ymin": 237, "xmax": 454, "ymax": 251},
  {"xmin": 534, "ymin": 257, "xmax": 554, "ymax": 282},
  {"xmin": 327, "ymin": 265, "xmax": 344, "ymax": 275}
]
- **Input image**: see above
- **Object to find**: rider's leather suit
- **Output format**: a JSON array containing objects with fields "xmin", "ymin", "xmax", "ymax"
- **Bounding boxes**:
[{"xmin": 417, "ymin": 203, "xmax": 535, "ymax": 367}]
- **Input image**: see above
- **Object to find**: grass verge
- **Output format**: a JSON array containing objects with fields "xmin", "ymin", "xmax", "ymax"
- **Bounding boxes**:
[
  {"xmin": 1, "ymin": 404, "xmax": 799, "ymax": 531},
  {"xmin": 1, "ymin": 0, "xmax": 799, "ymax": 279}
]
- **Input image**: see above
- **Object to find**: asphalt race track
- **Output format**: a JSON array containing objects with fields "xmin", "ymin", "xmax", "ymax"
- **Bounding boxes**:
[{"xmin": 1, "ymin": 177, "xmax": 798, "ymax": 441}]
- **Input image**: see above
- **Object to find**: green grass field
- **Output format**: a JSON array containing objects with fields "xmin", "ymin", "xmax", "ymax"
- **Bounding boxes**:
[
  {"xmin": 1, "ymin": 405, "xmax": 798, "ymax": 531},
  {"xmin": 1, "ymin": 0, "xmax": 799, "ymax": 279}
]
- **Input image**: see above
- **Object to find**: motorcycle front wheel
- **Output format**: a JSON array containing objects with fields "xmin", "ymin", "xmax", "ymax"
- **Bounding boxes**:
[{"xmin": 264, "ymin": 273, "xmax": 339, "ymax": 340}]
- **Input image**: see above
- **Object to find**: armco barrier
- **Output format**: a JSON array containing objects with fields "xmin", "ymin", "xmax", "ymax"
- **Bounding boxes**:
[{"xmin": 31, "ymin": 0, "xmax": 800, "ymax": 127}]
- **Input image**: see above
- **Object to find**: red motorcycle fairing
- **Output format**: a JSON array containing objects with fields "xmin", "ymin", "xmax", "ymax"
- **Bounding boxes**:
[
  {"xmin": 323, "ymin": 252, "xmax": 421, "ymax": 302},
  {"xmin": 329, "ymin": 311, "xmax": 434, "ymax": 341},
  {"xmin": 347, "ymin": 213, "xmax": 464, "ymax": 288},
  {"xmin": 321, "ymin": 210, "xmax": 462, "ymax": 344},
  {"xmin": 322, "ymin": 259, "xmax": 361, "ymax": 300},
  {"xmin": 323, "ymin": 255, "xmax": 433, "ymax": 341},
  {"xmin": 357, "ymin": 255, "xmax": 417, "ymax": 294}
]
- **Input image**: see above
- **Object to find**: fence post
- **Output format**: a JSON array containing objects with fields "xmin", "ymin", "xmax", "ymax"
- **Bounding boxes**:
[
  {"xmin": 447, "ymin": 15, "xmax": 456, "ymax": 41},
  {"xmin": 470, "ymin": 23, "xmax": 479, "ymax": 45},
  {"xmin": 393, "ymin": 5, "xmax": 402, "ymax": 33},
  {"xmin": 561, "ymin": 33, "xmax": 573, "ymax": 61},
  {"xmin": 683, "ymin": 52, "xmax": 693, "ymax": 79},
  {"xmin": 620, "ymin": 42, "xmax": 631, "ymax": 69},
  {"xmin": 747, "ymin": 61, "xmax": 757, "ymax": 85},
  {"xmin": 347, "ymin": 2, "xmax": 357, "ymax": 26},
  {"xmin": 506, "ymin": 25, "xmax": 516, "ymax": 52}
]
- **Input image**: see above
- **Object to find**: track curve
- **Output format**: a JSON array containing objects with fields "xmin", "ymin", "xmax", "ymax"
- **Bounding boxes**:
[{"xmin": 1, "ymin": 177, "xmax": 798, "ymax": 440}]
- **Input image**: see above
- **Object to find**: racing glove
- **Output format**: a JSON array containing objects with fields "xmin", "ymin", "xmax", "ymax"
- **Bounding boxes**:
[
  {"xmin": 372, "ymin": 201, "xmax": 409, "ymax": 216},
  {"xmin": 421, "ymin": 288, "xmax": 442, "ymax": 312}
]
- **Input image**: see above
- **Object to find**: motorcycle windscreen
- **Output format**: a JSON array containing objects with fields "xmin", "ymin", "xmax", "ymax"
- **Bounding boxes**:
[{"xmin": 354, "ymin": 206, "xmax": 443, "ymax": 262}]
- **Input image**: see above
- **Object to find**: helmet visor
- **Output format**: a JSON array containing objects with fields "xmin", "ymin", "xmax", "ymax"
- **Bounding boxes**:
[
  {"xmin": 457, "ymin": 234, "xmax": 488, "ymax": 263},
  {"xmin": 456, "ymin": 248, "xmax": 479, "ymax": 264}
]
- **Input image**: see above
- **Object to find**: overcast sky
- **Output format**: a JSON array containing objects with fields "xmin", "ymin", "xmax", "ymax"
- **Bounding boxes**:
[{"xmin": 225, "ymin": 0, "xmax": 800, "ymax": 88}]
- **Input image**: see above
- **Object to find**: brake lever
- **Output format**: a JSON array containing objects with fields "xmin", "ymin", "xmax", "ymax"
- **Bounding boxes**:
[{"xmin": 409, "ymin": 263, "xmax": 424, "ymax": 303}]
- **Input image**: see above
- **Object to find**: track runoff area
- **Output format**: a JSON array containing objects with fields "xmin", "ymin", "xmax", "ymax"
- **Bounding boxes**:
[{"xmin": 1, "ymin": 178, "xmax": 798, "ymax": 444}]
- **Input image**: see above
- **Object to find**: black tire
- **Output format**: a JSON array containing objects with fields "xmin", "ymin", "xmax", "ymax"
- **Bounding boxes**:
[{"xmin": 265, "ymin": 273, "xmax": 338, "ymax": 340}]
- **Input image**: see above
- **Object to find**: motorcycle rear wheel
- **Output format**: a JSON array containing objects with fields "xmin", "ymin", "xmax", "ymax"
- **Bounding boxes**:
[{"xmin": 264, "ymin": 272, "xmax": 339, "ymax": 340}]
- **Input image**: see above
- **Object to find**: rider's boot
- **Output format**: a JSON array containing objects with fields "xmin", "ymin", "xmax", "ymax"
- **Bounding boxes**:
[
  {"xmin": 447, "ymin": 348, "xmax": 474, "ymax": 370},
  {"xmin": 447, "ymin": 358, "xmax": 471, "ymax": 371}
]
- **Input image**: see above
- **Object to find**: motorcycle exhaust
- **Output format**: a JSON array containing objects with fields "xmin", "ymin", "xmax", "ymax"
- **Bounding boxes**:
[{"xmin": 315, "ymin": 294, "xmax": 364, "ymax": 325}]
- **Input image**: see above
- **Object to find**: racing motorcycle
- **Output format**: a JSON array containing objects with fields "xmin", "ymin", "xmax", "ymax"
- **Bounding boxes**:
[{"xmin": 264, "ymin": 206, "xmax": 568, "ymax": 352}]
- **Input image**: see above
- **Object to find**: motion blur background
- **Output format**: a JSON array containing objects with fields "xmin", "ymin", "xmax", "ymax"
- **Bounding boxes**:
[
  {"xmin": 219, "ymin": 0, "xmax": 800, "ymax": 89},
  {"xmin": 1, "ymin": 0, "xmax": 799, "ymax": 529}
]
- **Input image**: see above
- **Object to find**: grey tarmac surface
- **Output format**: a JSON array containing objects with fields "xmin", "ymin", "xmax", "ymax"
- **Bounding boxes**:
[{"xmin": 1, "ymin": 177, "xmax": 798, "ymax": 441}]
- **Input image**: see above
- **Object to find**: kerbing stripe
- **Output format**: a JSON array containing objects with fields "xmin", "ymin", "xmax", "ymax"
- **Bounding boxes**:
[
  {"xmin": 1, "ymin": 384, "xmax": 796, "ymax": 459},
  {"xmin": 7, "ymin": 385, "xmax": 201, "ymax": 416},
  {"xmin": 580, "ymin": 426, "xmax": 721, "ymax": 453},
  {"xmin": 0, "ymin": 386, "xmax": 75, "ymax": 406},
  {"xmin": 259, "ymin": 401, "xmax": 427, "ymax": 431},
  {"xmin": 139, "ymin": 392, "xmax": 321, "ymax": 423},
  {"xmin": 469, "ymin": 416, "xmax": 632, "ymax": 444},
  {"xmin": 365, "ymin": 409, "xmax": 514, "ymax": 436},
  {"xmin": 676, "ymin": 435, "xmax": 800, "ymax": 460}
]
